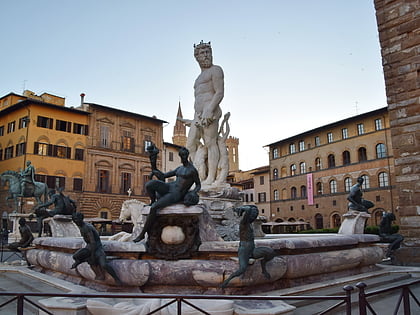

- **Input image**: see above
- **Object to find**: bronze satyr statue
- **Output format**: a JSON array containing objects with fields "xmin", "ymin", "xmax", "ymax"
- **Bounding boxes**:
[
  {"xmin": 347, "ymin": 177, "xmax": 374, "ymax": 213},
  {"xmin": 8, "ymin": 217, "xmax": 34, "ymax": 251},
  {"xmin": 133, "ymin": 147, "xmax": 201, "ymax": 243},
  {"xmin": 71, "ymin": 212, "xmax": 122, "ymax": 285},
  {"xmin": 379, "ymin": 212, "xmax": 404, "ymax": 258},
  {"xmin": 221, "ymin": 205, "xmax": 275, "ymax": 288}
]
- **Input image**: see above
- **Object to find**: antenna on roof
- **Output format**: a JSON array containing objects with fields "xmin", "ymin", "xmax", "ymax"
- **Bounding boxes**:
[{"xmin": 22, "ymin": 80, "xmax": 27, "ymax": 93}]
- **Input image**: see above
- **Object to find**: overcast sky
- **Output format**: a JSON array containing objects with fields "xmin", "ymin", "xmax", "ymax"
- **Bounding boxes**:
[{"xmin": 0, "ymin": 1, "xmax": 387, "ymax": 170}]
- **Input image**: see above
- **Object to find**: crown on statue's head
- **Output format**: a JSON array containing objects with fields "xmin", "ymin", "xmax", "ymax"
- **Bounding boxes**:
[{"xmin": 194, "ymin": 40, "xmax": 211, "ymax": 50}]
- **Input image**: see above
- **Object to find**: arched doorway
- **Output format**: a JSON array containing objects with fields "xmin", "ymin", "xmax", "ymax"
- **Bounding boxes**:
[
  {"xmin": 315, "ymin": 213, "xmax": 323, "ymax": 229},
  {"xmin": 331, "ymin": 213, "xmax": 341, "ymax": 228}
]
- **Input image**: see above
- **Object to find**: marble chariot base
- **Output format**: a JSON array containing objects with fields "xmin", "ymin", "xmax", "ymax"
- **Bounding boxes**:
[{"xmin": 26, "ymin": 233, "xmax": 383, "ymax": 295}]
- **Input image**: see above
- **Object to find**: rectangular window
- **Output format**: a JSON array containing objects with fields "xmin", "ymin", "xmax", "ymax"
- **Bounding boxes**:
[
  {"xmin": 169, "ymin": 152, "xmax": 174, "ymax": 161},
  {"xmin": 34, "ymin": 142, "xmax": 50, "ymax": 156},
  {"xmin": 0, "ymin": 126, "xmax": 4, "ymax": 136},
  {"xmin": 258, "ymin": 192, "xmax": 266, "ymax": 203},
  {"xmin": 54, "ymin": 145, "xmax": 70, "ymax": 158},
  {"xmin": 100, "ymin": 125, "xmax": 109, "ymax": 148},
  {"xmin": 272, "ymin": 148, "xmax": 279, "ymax": 159},
  {"xmin": 144, "ymin": 139, "xmax": 152, "ymax": 152},
  {"xmin": 98, "ymin": 170, "xmax": 110, "ymax": 193},
  {"xmin": 73, "ymin": 178, "xmax": 83, "ymax": 191},
  {"xmin": 315, "ymin": 136, "xmax": 320, "ymax": 146},
  {"xmin": 327, "ymin": 132, "xmax": 333, "ymax": 143},
  {"xmin": 375, "ymin": 119, "xmax": 383, "ymax": 130},
  {"xmin": 122, "ymin": 131, "xmax": 134, "ymax": 152},
  {"xmin": 4, "ymin": 146, "xmax": 13, "ymax": 159},
  {"xmin": 121, "ymin": 172, "xmax": 131, "ymax": 194},
  {"xmin": 19, "ymin": 116, "xmax": 29, "ymax": 129},
  {"xmin": 37, "ymin": 116, "xmax": 53, "ymax": 129},
  {"xmin": 75, "ymin": 148, "xmax": 84, "ymax": 160},
  {"xmin": 357, "ymin": 123, "xmax": 364, "ymax": 135},
  {"xmin": 341, "ymin": 128, "xmax": 348, "ymax": 139},
  {"xmin": 259, "ymin": 175, "xmax": 264, "ymax": 185},
  {"xmin": 46, "ymin": 176, "xmax": 65, "ymax": 190},
  {"xmin": 299, "ymin": 140, "xmax": 305, "ymax": 152},
  {"xmin": 289, "ymin": 143, "xmax": 296, "ymax": 154},
  {"xmin": 7, "ymin": 121, "xmax": 15, "ymax": 133},
  {"xmin": 73, "ymin": 123, "xmax": 89, "ymax": 135},
  {"xmin": 15, "ymin": 143, "xmax": 26, "ymax": 156},
  {"xmin": 56, "ymin": 119, "xmax": 71, "ymax": 132}
]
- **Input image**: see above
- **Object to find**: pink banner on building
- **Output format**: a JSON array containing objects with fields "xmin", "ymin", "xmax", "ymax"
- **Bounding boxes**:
[{"xmin": 307, "ymin": 173, "xmax": 314, "ymax": 205}]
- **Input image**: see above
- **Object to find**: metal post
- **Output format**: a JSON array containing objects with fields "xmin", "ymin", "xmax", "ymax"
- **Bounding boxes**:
[
  {"xmin": 343, "ymin": 285, "xmax": 354, "ymax": 315},
  {"xmin": 177, "ymin": 298, "xmax": 182, "ymax": 315},
  {"xmin": 17, "ymin": 294, "xmax": 24, "ymax": 315},
  {"xmin": 402, "ymin": 286, "xmax": 411, "ymax": 315},
  {"xmin": 356, "ymin": 282, "xmax": 367, "ymax": 315}
]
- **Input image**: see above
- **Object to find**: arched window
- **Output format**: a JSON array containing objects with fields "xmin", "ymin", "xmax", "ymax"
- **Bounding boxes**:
[
  {"xmin": 315, "ymin": 213, "xmax": 323, "ymax": 229},
  {"xmin": 373, "ymin": 209, "xmax": 385, "ymax": 226},
  {"xmin": 273, "ymin": 189, "xmax": 279, "ymax": 200},
  {"xmin": 328, "ymin": 154, "xmax": 335, "ymax": 168},
  {"xmin": 361, "ymin": 174, "xmax": 370, "ymax": 189},
  {"xmin": 281, "ymin": 167, "xmax": 287, "ymax": 177},
  {"xmin": 344, "ymin": 177, "xmax": 352, "ymax": 192},
  {"xmin": 376, "ymin": 143, "xmax": 387, "ymax": 158},
  {"xmin": 290, "ymin": 164, "xmax": 297, "ymax": 176},
  {"xmin": 273, "ymin": 168, "xmax": 279, "ymax": 180},
  {"xmin": 300, "ymin": 185, "xmax": 307, "ymax": 198},
  {"xmin": 315, "ymin": 157, "xmax": 322, "ymax": 171},
  {"xmin": 299, "ymin": 162, "xmax": 306, "ymax": 174},
  {"xmin": 358, "ymin": 147, "xmax": 367, "ymax": 162},
  {"xmin": 332, "ymin": 213, "xmax": 341, "ymax": 228},
  {"xmin": 329, "ymin": 179, "xmax": 337, "ymax": 193},
  {"xmin": 342, "ymin": 151, "xmax": 351, "ymax": 165},
  {"xmin": 291, "ymin": 187, "xmax": 297, "ymax": 199},
  {"xmin": 378, "ymin": 172, "xmax": 389, "ymax": 187},
  {"xmin": 316, "ymin": 182, "xmax": 323, "ymax": 195},
  {"xmin": 282, "ymin": 188, "xmax": 287, "ymax": 199}
]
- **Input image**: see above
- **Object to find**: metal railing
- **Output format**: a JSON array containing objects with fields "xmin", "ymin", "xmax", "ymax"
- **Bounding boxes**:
[{"xmin": 0, "ymin": 279, "xmax": 418, "ymax": 315}]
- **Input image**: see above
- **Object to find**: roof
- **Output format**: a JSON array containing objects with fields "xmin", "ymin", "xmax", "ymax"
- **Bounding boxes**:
[
  {"xmin": 85, "ymin": 103, "xmax": 168, "ymax": 124},
  {"xmin": 0, "ymin": 98, "xmax": 90, "ymax": 116},
  {"xmin": 265, "ymin": 106, "xmax": 388, "ymax": 147}
]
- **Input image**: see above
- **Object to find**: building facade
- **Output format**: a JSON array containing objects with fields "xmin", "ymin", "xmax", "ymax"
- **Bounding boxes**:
[{"xmin": 267, "ymin": 107, "xmax": 396, "ymax": 230}]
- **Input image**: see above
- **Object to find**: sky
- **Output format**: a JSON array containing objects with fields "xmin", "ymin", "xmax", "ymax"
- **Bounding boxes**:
[{"xmin": 0, "ymin": 1, "xmax": 387, "ymax": 171}]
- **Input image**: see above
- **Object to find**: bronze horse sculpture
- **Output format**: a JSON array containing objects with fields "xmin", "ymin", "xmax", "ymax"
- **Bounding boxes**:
[{"xmin": 1, "ymin": 170, "xmax": 49, "ymax": 211}]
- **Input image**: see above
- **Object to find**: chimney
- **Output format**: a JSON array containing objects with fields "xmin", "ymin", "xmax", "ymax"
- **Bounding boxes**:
[{"xmin": 80, "ymin": 93, "xmax": 85, "ymax": 106}]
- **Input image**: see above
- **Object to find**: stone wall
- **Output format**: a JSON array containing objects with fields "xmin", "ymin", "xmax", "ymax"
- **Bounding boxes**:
[{"xmin": 374, "ymin": 0, "xmax": 420, "ymax": 262}]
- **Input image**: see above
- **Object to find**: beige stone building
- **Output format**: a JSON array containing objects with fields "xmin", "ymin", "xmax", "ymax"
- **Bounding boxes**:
[{"xmin": 267, "ymin": 107, "xmax": 396, "ymax": 230}]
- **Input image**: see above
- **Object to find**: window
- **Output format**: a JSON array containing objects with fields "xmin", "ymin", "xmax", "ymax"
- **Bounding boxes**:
[
  {"xmin": 361, "ymin": 174, "xmax": 370, "ymax": 189},
  {"xmin": 315, "ymin": 213, "xmax": 323, "ymax": 229},
  {"xmin": 4, "ymin": 146, "xmax": 13, "ymax": 159},
  {"xmin": 0, "ymin": 126, "xmax": 4, "ymax": 136},
  {"xmin": 15, "ymin": 143, "xmax": 26, "ymax": 156},
  {"xmin": 258, "ymin": 192, "xmax": 266, "ymax": 203},
  {"xmin": 378, "ymin": 172, "xmax": 389, "ymax": 187},
  {"xmin": 7, "ymin": 121, "xmax": 15, "ymax": 133},
  {"xmin": 329, "ymin": 179, "xmax": 337, "ymax": 193},
  {"xmin": 290, "ymin": 164, "xmax": 296, "ymax": 176},
  {"xmin": 35, "ymin": 142, "xmax": 50, "ymax": 156},
  {"xmin": 73, "ymin": 123, "xmax": 88, "ymax": 135},
  {"xmin": 54, "ymin": 145, "xmax": 71, "ymax": 158},
  {"xmin": 344, "ymin": 177, "xmax": 352, "ymax": 192},
  {"xmin": 122, "ymin": 131, "xmax": 134, "ymax": 152},
  {"xmin": 316, "ymin": 182, "xmax": 323, "ymax": 195},
  {"xmin": 259, "ymin": 176, "xmax": 264, "ymax": 185},
  {"xmin": 121, "ymin": 172, "xmax": 131, "ymax": 194},
  {"xmin": 98, "ymin": 170, "xmax": 110, "ymax": 193},
  {"xmin": 272, "ymin": 148, "xmax": 279, "ymax": 159},
  {"xmin": 144, "ymin": 139, "xmax": 152, "ymax": 152},
  {"xmin": 73, "ymin": 178, "xmax": 83, "ymax": 191},
  {"xmin": 75, "ymin": 148, "xmax": 84, "ymax": 160},
  {"xmin": 375, "ymin": 118, "xmax": 383, "ymax": 130},
  {"xmin": 281, "ymin": 167, "xmax": 287, "ymax": 178},
  {"xmin": 46, "ymin": 176, "xmax": 65, "ymax": 189},
  {"xmin": 315, "ymin": 157, "xmax": 322, "ymax": 171},
  {"xmin": 100, "ymin": 125, "xmax": 110, "ymax": 148},
  {"xmin": 327, "ymin": 132, "xmax": 333, "ymax": 143},
  {"xmin": 376, "ymin": 143, "xmax": 387, "ymax": 158},
  {"xmin": 357, "ymin": 123, "xmax": 364, "ymax": 135},
  {"xmin": 299, "ymin": 140, "xmax": 305, "ymax": 151},
  {"xmin": 358, "ymin": 147, "xmax": 367, "ymax": 162},
  {"xmin": 315, "ymin": 136, "xmax": 321, "ymax": 146},
  {"xmin": 342, "ymin": 151, "xmax": 351, "ymax": 165},
  {"xmin": 56, "ymin": 119, "xmax": 71, "ymax": 132},
  {"xmin": 342, "ymin": 128, "xmax": 348, "ymax": 139},
  {"xmin": 273, "ymin": 168, "xmax": 278, "ymax": 179},
  {"xmin": 37, "ymin": 116, "xmax": 53, "ymax": 129},
  {"xmin": 273, "ymin": 189, "xmax": 279, "ymax": 201},
  {"xmin": 299, "ymin": 162, "xmax": 306, "ymax": 174},
  {"xmin": 289, "ymin": 143, "xmax": 296, "ymax": 154},
  {"xmin": 291, "ymin": 187, "xmax": 297, "ymax": 199},
  {"xmin": 169, "ymin": 152, "xmax": 174, "ymax": 161},
  {"xmin": 333, "ymin": 200, "xmax": 337, "ymax": 206},
  {"xmin": 327, "ymin": 154, "xmax": 335, "ymax": 168},
  {"xmin": 19, "ymin": 116, "xmax": 29, "ymax": 129},
  {"xmin": 301, "ymin": 185, "xmax": 307, "ymax": 198}
]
